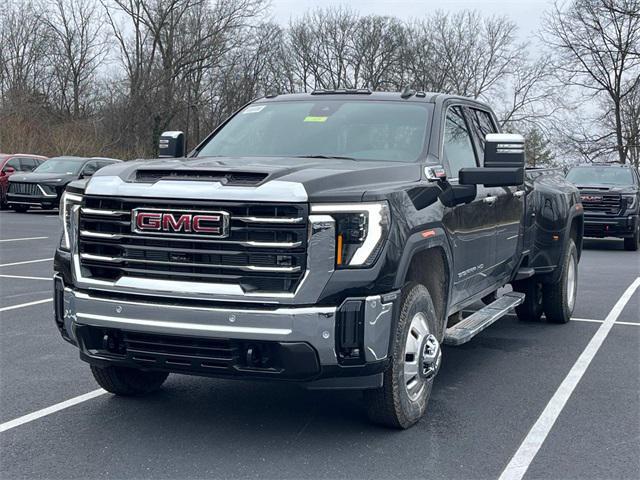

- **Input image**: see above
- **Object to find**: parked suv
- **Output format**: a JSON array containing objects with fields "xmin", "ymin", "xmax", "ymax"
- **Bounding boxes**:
[
  {"xmin": 0, "ymin": 154, "xmax": 47, "ymax": 209},
  {"xmin": 7, "ymin": 156, "xmax": 121, "ymax": 212},
  {"xmin": 54, "ymin": 92, "xmax": 582, "ymax": 428},
  {"xmin": 566, "ymin": 164, "xmax": 640, "ymax": 250}
]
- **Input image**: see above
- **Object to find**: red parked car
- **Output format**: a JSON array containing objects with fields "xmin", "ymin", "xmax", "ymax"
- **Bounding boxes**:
[{"xmin": 0, "ymin": 153, "xmax": 48, "ymax": 209}]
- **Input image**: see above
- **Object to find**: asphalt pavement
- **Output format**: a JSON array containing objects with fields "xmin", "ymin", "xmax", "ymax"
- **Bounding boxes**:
[{"xmin": 0, "ymin": 209, "xmax": 638, "ymax": 480}]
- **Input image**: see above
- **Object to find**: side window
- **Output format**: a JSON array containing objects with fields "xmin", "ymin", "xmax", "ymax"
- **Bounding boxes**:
[
  {"xmin": 19, "ymin": 158, "xmax": 37, "ymax": 171},
  {"xmin": 469, "ymin": 108, "xmax": 497, "ymax": 154},
  {"xmin": 4, "ymin": 158, "xmax": 21, "ymax": 171},
  {"xmin": 97, "ymin": 161, "xmax": 113, "ymax": 169},
  {"xmin": 442, "ymin": 106, "xmax": 477, "ymax": 179}
]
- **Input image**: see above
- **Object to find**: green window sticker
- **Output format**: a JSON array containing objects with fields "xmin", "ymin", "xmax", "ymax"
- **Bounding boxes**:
[{"xmin": 304, "ymin": 116, "xmax": 328, "ymax": 122}]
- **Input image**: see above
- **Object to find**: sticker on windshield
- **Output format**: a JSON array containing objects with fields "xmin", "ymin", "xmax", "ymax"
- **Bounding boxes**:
[
  {"xmin": 243, "ymin": 105, "xmax": 266, "ymax": 114},
  {"xmin": 304, "ymin": 116, "xmax": 328, "ymax": 122}
]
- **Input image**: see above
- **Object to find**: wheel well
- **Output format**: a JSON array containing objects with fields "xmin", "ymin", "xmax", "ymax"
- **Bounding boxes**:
[
  {"xmin": 405, "ymin": 247, "xmax": 449, "ymax": 329},
  {"xmin": 570, "ymin": 215, "xmax": 584, "ymax": 259}
]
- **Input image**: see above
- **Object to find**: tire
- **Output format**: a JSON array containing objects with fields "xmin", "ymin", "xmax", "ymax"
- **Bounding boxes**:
[
  {"xmin": 513, "ymin": 278, "xmax": 544, "ymax": 322},
  {"xmin": 364, "ymin": 283, "xmax": 443, "ymax": 429},
  {"xmin": 623, "ymin": 226, "xmax": 639, "ymax": 251},
  {"xmin": 542, "ymin": 239, "xmax": 578, "ymax": 324},
  {"xmin": 12, "ymin": 205, "xmax": 28, "ymax": 213},
  {"xmin": 90, "ymin": 365, "xmax": 169, "ymax": 396}
]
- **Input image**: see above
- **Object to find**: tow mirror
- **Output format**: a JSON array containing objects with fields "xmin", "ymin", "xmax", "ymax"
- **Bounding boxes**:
[
  {"xmin": 459, "ymin": 133, "xmax": 525, "ymax": 187},
  {"xmin": 159, "ymin": 131, "xmax": 185, "ymax": 158}
]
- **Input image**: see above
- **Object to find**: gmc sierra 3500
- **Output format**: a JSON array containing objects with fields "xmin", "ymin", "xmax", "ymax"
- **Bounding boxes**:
[{"xmin": 54, "ymin": 91, "xmax": 584, "ymax": 429}]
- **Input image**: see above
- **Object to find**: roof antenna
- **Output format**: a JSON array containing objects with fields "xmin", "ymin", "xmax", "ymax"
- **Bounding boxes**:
[{"xmin": 400, "ymin": 87, "xmax": 415, "ymax": 99}]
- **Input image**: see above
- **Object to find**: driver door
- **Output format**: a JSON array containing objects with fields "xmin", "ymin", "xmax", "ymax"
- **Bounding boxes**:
[{"xmin": 440, "ymin": 105, "xmax": 497, "ymax": 307}]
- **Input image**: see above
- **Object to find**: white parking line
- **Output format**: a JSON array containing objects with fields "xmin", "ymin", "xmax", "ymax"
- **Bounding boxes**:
[
  {"xmin": 0, "ymin": 236, "xmax": 48, "ymax": 243},
  {"xmin": 0, "ymin": 274, "xmax": 52, "ymax": 281},
  {"xmin": 572, "ymin": 317, "xmax": 639, "ymax": 327},
  {"xmin": 0, "ymin": 389, "xmax": 107, "ymax": 433},
  {"xmin": 0, "ymin": 298, "xmax": 52, "ymax": 312},
  {"xmin": 499, "ymin": 277, "xmax": 640, "ymax": 480},
  {"xmin": 0, "ymin": 258, "xmax": 53, "ymax": 268}
]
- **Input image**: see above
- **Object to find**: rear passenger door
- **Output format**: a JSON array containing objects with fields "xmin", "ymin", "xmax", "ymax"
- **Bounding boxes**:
[
  {"xmin": 467, "ymin": 107, "xmax": 524, "ymax": 282},
  {"xmin": 440, "ymin": 105, "xmax": 497, "ymax": 307}
]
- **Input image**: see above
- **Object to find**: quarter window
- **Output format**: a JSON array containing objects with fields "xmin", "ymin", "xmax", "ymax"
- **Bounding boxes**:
[{"xmin": 442, "ymin": 106, "xmax": 477, "ymax": 178}]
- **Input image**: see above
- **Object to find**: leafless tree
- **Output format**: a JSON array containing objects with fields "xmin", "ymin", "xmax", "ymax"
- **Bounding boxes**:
[
  {"xmin": 46, "ymin": 0, "xmax": 108, "ymax": 117},
  {"xmin": 542, "ymin": 0, "xmax": 640, "ymax": 164}
]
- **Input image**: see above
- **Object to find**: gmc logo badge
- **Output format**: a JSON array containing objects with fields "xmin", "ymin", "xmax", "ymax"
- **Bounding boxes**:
[{"xmin": 132, "ymin": 209, "xmax": 229, "ymax": 238}]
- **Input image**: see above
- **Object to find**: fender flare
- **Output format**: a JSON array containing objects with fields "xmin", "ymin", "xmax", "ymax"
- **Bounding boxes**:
[{"xmin": 393, "ymin": 227, "xmax": 454, "ymax": 292}]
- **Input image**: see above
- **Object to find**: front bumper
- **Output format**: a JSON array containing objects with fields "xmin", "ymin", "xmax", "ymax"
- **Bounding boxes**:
[
  {"xmin": 54, "ymin": 276, "xmax": 396, "ymax": 387},
  {"xmin": 583, "ymin": 213, "xmax": 638, "ymax": 238}
]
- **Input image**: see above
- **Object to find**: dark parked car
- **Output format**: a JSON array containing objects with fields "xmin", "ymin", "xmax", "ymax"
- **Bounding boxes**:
[
  {"xmin": 0, "ymin": 153, "xmax": 48, "ymax": 209},
  {"xmin": 7, "ymin": 156, "xmax": 121, "ymax": 212},
  {"xmin": 566, "ymin": 163, "xmax": 640, "ymax": 250}
]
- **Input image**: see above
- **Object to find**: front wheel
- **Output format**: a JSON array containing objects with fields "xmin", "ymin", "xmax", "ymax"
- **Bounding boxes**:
[
  {"xmin": 543, "ymin": 239, "xmax": 578, "ymax": 323},
  {"xmin": 364, "ymin": 283, "xmax": 442, "ymax": 429},
  {"xmin": 90, "ymin": 365, "xmax": 169, "ymax": 396},
  {"xmin": 623, "ymin": 226, "xmax": 639, "ymax": 251}
]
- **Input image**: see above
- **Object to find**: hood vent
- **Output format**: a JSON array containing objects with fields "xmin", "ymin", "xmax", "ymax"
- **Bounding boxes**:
[{"xmin": 135, "ymin": 170, "xmax": 268, "ymax": 185}]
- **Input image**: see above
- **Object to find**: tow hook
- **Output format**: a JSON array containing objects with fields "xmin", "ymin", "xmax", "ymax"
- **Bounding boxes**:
[{"xmin": 421, "ymin": 334, "xmax": 442, "ymax": 380}]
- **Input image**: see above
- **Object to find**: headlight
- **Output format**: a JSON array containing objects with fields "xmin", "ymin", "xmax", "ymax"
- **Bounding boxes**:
[
  {"xmin": 311, "ymin": 202, "xmax": 390, "ymax": 268},
  {"xmin": 60, "ymin": 191, "xmax": 83, "ymax": 250},
  {"xmin": 622, "ymin": 194, "xmax": 637, "ymax": 211}
]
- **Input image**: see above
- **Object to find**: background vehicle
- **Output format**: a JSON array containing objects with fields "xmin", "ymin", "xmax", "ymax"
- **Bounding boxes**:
[
  {"xmin": 566, "ymin": 164, "xmax": 640, "ymax": 251},
  {"xmin": 0, "ymin": 154, "xmax": 47, "ymax": 209},
  {"xmin": 54, "ymin": 92, "xmax": 582, "ymax": 429},
  {"xmin": 7, "ymin": 156, "xmax": 121, "ymax": 212}
]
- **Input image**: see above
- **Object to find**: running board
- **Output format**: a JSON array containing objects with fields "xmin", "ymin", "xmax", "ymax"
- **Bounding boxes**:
[{"xmin": 444, "ymin": 292, "xmax": 525, "ymax": 346}]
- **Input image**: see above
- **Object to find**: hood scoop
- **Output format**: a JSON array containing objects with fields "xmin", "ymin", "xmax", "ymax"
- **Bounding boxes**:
[{"xmin": 134, "ymin": 169, "xmax": 268, "ymax": 185}]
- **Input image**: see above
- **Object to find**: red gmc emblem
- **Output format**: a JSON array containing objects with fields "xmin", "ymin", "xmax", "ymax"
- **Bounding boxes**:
[{"xmin": 132, "ymin": 209, "xmax": 229, "ymax": 238}]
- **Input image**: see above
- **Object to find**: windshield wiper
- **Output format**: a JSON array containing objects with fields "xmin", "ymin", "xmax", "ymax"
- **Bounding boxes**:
[{"xmin": 291, "ymin": 154, "xmax": 358, "ymax": 161}]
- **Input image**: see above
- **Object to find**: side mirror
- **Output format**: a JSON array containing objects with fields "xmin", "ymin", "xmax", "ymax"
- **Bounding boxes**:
[
  {"xmin": 159, "ymin": 131, "xmax": 185, "ymax": 158},
  {"xmin": 2, "ymin": 166, "xmax": 16, "ymax": 175},
  {"xmin": 459, "ymin": 133, "xmax": 525, "ymax": 187},
  {"xmin": 439, "ymin": 184, "xmax": 477, "ymax": 207}
]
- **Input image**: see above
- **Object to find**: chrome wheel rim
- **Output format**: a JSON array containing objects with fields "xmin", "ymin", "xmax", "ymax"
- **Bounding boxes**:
[
  {"xmin": 566, "ymin": 255, "xmax": 577, "ymax": 311},
  {"xmin": 403, "ymin": 312, "xmax": 441, "ymax": 402}
]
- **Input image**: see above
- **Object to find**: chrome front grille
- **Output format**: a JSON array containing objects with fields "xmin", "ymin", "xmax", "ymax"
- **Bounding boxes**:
[
  {"xmin": 9, "ymin": 182, "xmax": 39, "ymax": 195},
  {"xmin": 77, "ymin": 196, "xmax": 308, "ymax": 293},
  {"xmin": 580, "ymin": 193, "xmax": 622, "ymax": 214}
]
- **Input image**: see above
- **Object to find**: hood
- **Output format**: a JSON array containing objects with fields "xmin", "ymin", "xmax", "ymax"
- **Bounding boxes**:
[
  {"xmin": 9, "ymin": 172, "xmax": 77, "ymax": 184},
  {"xmin": 88, "ymin": 156, "xmax": 423, "ymax": 202}
]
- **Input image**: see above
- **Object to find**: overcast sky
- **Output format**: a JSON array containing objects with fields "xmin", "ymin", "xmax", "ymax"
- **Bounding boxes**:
[{"xmin": 267, "ymin": 0, "xmax": 555, "ymax": 40}]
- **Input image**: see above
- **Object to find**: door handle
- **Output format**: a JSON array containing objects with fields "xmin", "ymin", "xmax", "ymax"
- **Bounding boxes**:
[
  {"xmin": 483, "ymin": 196, "xmax": 498, "ymax": 205},
  {"xmin": 514, "ymin": 191, "xmax": 525, "ymax": 198}
]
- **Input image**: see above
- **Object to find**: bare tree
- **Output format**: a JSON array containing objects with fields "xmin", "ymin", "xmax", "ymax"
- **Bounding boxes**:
[
  {"xmin": 542, "ymin": 0, "xmax": 640, "ymax": 164},
  {"xmin": 46, "ymin": 0, "xmax": 108, "ymax": 117}
]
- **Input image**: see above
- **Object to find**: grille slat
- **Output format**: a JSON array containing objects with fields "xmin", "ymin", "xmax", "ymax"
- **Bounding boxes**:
[
  {"xmin": 9, "ymin": 182, "xmax": 39, "ymax": 195},
  {"xmin": 78, "ymin": 196, "xmax": 308, "ymax": 293}
]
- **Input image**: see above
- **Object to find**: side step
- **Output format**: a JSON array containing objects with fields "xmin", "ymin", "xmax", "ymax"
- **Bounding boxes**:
[{"xmin": 444, "ymin": 292, "xmax": 525, "ymax": 346}]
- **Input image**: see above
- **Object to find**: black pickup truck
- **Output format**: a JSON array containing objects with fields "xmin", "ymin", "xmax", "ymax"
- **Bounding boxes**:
[
  {"xmin": 54, "ymin": 91, "xmax": 583, "ymax": 428},
  {"xmin": 566, "ymin": 163, "xmax": 640, "ymax": 251}
]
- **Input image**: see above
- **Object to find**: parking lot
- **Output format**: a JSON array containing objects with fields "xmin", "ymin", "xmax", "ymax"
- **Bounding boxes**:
[{"xmin": 0, "ymin": 209, "xmax": 638, "ymax": 480}]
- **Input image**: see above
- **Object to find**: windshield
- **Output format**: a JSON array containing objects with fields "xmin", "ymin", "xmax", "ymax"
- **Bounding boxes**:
[
  {"xmin": 197, "ymin": 100, "xmax": 432, "ymax": 162},
  {"xmin": 33, "ymin": 158, "xmax": 83, "ymax": 175},
  {"xmin": 566, "ymin": 166, "xmax": 634, "ymax": 186}
]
